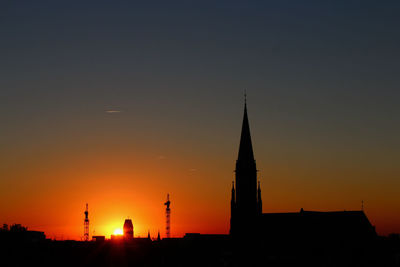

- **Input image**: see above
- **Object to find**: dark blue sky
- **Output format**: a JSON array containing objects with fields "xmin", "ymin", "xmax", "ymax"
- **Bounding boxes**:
[{"xmin": 2, "ymin": 0, "xmax": 399, "ymax": 153}]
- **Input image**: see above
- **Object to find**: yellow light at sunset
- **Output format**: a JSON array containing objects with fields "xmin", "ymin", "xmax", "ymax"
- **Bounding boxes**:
[{"xmin": 113, "ymin": 228, "xmax": 123, "ymax": 235}]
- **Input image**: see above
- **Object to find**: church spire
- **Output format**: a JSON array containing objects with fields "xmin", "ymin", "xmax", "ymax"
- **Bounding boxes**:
[
  {"xmin": 231, "ymin": 94, "xmax": 258, "ymax": 237},
  {"xmin": 237, "ymin": 95, "xmax": 255, "ymax": 162}
]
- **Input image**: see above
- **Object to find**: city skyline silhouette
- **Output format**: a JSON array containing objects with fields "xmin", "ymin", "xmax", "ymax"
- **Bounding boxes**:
[
  {"xmin": 0, "ymin": 0, "xmax": 399, "ymax": 254},
  {"xmin": 0, "ymin": 96, "xmax": 390, "ymax": 240},
  {"xmin": 0, "ymin": 97, "xmax": 397, "ymax": 267}
]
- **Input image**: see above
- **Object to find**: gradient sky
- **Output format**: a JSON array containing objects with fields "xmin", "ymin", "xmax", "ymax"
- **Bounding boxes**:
[{"xmin": 0, "ymin": 1, "xmax": 399, "ymax": 239}]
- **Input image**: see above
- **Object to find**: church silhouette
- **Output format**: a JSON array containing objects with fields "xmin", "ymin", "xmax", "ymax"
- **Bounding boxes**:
[{"xmin": 230, "ymin": 99, "xmax": 377, "ymax": 249}]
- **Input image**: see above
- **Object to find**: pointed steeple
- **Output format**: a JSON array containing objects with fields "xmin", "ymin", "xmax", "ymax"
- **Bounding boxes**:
[
  {"xmin": 237, "ymin": 97, "xmax": 255, "ymax": 162},
  {"xmin": 231, "ymin": 93, "xmax": 259, "ymax": 237}
]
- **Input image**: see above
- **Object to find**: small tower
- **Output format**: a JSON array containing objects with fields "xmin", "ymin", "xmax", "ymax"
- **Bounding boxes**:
[
  {"xmin": 123, "ymin": 219, "xmax": 134, "ymax": 240},
  {"xmin": 157, "ymin": 230, "xmax": 161, "ymax": 241},
  {"xmin": 230, "ymin": 181, "xmax": 236, "ymax": 235},
  {"xmin": 257, "ymin": 181, "xmax": 262, "ymax": 215},
  {"xmin": 231, "ymin": 181, "xmax": 236, "ymax": 206},
  {"xmin": 164, "ymin": 194, "xmax": 171, "ymax": 238},
  {"xmin": 84, "ymin": 203, "xmax": 89, "ymax": 241}
]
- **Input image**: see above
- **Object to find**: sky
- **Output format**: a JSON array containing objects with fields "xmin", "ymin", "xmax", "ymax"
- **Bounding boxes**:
[{"xmin": 0, "ymin": 0, "xmax": 399, "ymax": 239}]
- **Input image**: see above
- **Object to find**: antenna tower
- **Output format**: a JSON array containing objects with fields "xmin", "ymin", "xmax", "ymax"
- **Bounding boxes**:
[
  {"xmin": 84, "ymin": 203, "xmax": 89, "ymax": 241},
  {"xmin": 164, "ymin": 194, "xmax": 171, "ymax": 238}
]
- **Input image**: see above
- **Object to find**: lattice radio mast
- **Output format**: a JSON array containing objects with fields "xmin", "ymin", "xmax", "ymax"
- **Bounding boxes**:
[
  {"xmin": 84, "ymin": 203, "xmax": 89, "ymax": 241},
  {"xmin": 164, "ymin": 194, "xmax": 171, "ymax": 238}
]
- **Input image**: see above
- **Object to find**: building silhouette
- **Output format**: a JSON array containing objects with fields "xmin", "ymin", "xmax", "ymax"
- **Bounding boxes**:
[
  {"xmin": 123, "ymin": 219, "xmax": 134, "ymax": 240},
  {"xmin": 230, "ymin": 98, "xmax": 262, "ymax": 237},
  {"xmin": 230, "ymin": 99, "xmax": 377, "ymax": 247}
]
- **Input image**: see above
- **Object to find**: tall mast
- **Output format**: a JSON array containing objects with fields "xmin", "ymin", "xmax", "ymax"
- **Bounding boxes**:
[
  {"xmin": 164, "ymin": 194, "xmax": 171, "ymax": 238},
  {"xmin": 84, "ymin": 203, "xmax": 89, "ymax": 241}
]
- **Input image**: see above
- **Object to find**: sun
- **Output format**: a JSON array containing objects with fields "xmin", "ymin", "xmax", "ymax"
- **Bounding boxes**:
[{"xmin": 113, "ymin": 228, "xmax": 123, "ymax": 235}]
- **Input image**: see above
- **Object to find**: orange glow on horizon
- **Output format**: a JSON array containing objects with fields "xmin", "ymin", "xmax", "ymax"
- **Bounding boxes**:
[{"xmin": 0, "ymin": 125, "xmax": 399, "ymax": 239}]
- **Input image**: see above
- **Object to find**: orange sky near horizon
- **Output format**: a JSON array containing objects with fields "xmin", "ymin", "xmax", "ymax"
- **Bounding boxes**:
[
  {"xmin": 1, "ymin": 119, "xmax": 399, "ymax": 240},
  {"xmin": 1, "ymin": 0, "xmax": 400, "ymax": 241}
]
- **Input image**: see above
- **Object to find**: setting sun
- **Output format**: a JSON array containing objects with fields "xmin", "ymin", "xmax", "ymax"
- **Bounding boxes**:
[{"xmin": 113, "ymin": 228, "xmax": 123, "ymax": 236}]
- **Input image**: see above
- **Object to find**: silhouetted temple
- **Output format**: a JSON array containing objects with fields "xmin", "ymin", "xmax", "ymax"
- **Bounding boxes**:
[{"xmin": 230, "ymin": 99, "xmax": 377, "ymax": 246}]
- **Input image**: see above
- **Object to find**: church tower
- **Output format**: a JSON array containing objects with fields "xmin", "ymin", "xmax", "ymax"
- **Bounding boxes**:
[{"xmin": 230, "ymin": 97, "xmax": 262, "ymax": 236}]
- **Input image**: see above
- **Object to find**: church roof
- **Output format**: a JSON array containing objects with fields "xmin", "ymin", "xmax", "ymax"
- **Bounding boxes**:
[
  {"xmin": 259, "ymin": 210, "xmax": 376, "ymax": 239},
  {"xmin": 261, "ymin": 210, "xmax": 371, "ymax": 223}
]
